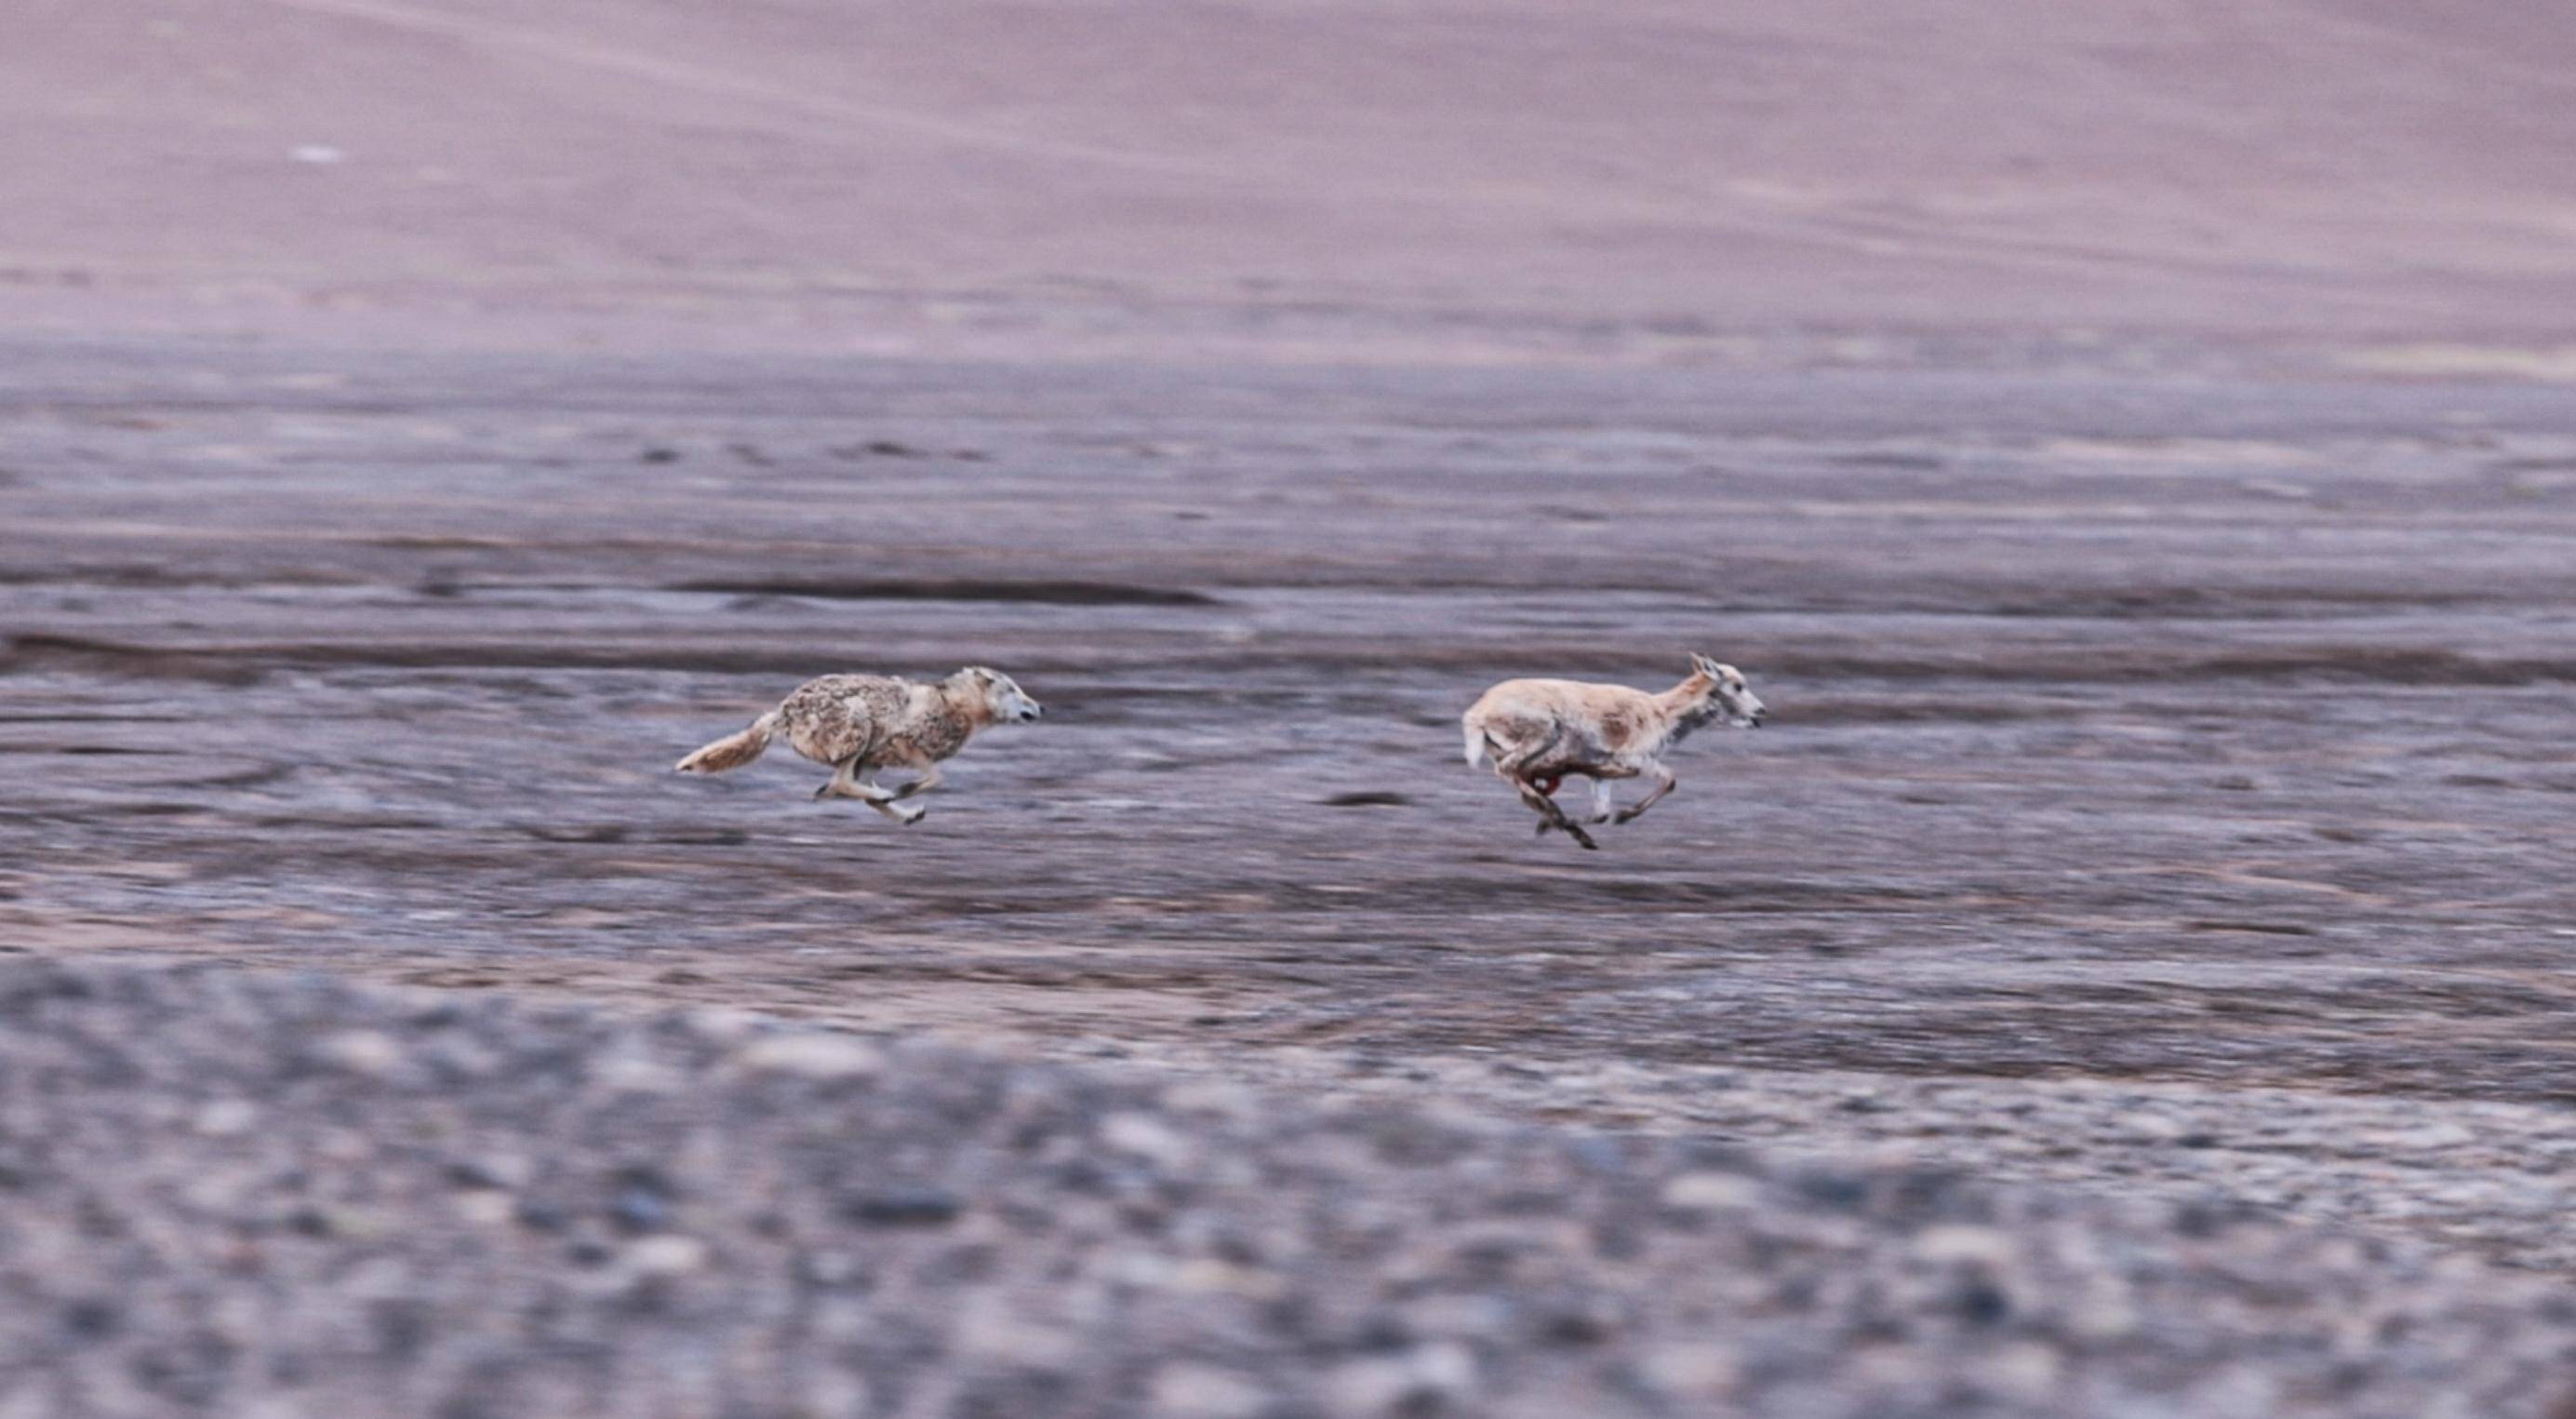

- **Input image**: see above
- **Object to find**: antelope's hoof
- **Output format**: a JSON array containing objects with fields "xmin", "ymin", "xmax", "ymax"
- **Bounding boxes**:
[{"xmin": 1571, "ymin": 833, "xmax": 1600, "ymax": 851}]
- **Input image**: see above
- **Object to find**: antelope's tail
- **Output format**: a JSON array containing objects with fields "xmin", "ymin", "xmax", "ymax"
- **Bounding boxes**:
[
  {"xmin": 676, "ymin": 710, "xmax": 780, "ymax": 774},
  {"xmin": 1462, "ymin": 719, "xmax": 1488, "ymax": 768}
]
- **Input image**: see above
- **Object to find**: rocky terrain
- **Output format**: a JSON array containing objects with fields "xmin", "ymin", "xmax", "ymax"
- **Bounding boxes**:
[{"xmin": 7, "ymin": 957, "xmax": 2576, "ymax": 1418}]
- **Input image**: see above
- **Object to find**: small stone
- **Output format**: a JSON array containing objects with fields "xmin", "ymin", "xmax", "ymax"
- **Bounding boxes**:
[
  {"xmin": 1398, "ymin": 1293, "xmax": 1513, "ymax": 1340},
  {"xmin": 2122, "ymin": 1111, "xmax": 2190, "ymax": 1143},
  {"xmin": 1953, "ymin": 1277, "xmax": 2014, "ymax": 1325},
  {"xmin": 1913, "ymin": 1225, "xmax": 2021, "ymax": 1268},
  {"xmin": 300, "ymin": 1206, "xmax": 387, "ymax": 1240},
  {"xmin": 622, "ymin": 1235, "xmax": 708, "ymax": 1278},
  {"xmin": 737, "ymin": 1034, "xmax": 884, "ymax": 1080},
  {"xmin": 954, "ymin": 1295, "xmax": 1078, "ymax": 1365},
  {"xmin": 844, "ymin": 1187, "xmax": 961, "ymax": 1227},
  {"xmin": 592, "ymin": 1054, "xmax": 682, "ymax": 1094},
  {"xmin": 1788, "ymin": 1168, "xmax": 1871, "ymax": 1211},
  {"xmin": 1638, "ymin": 1343, "xmax": 1739, "ymax": 1397},
  {"xmin": 1538, "ymin": 1293, "xmax": 1624, "ymax": 1345},
  {"xmin": 797, "ymin": 1250, "xmax": 864, "ymax": 1287},
  {"xmin": 611, "ymin": 1181, "xmax": 671, "ymax": 1233},
  {"xmin": 1326, "ymin": 1344, "xmax": 1476, "ymax": 1414},
  {"xmin": 455, "ymin": 1191, "xmax": 514, "ymax": 1226},
  {"xmin": 2069, "ymin": 1296, "xmax": 2141, "ymax": 1342},
  {"xmin": 60, "ymin": 1298, "xmax": 120, "ymax": 1338},
  {"xmin": 1169, "ymin": 1258, "xmax": 1287, "ymax": 1300},
  {"xmin": 314, "ymin": 1030, "xmax": 404, "ymax": 1078},
  {"xmin": 1661, "ymin": 1171, "xmax": 1760, "ymax": 1212},
  {"xmin": 192, "ymin": 1099, "xmax": 259, "ymax": 1137},
  {"xmin": 447, "ymin": 1153, "xmax": 533, "ymax": 1191},
  {"xmin": 1979, "ymin": 1342, "xmax": 2065, "ymax": 1400},
  {"xmin": 1101, "ymin": 1113, "xmax": 1196, "ymax": 1171},
  {"xmin": 1150, "ymin": 1363, "xmax": 1271, "ymax": 1419}
]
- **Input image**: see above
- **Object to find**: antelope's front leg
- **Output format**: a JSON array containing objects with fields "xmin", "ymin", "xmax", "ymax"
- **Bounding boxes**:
[{"xmin": 1612, "ymin": 765, "xmax": 1676, "ymax": 825}]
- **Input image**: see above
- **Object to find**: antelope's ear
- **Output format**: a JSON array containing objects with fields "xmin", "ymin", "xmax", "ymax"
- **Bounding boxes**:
[{"xmin": 1688, "ymin": 652, "xmax": 1719, "ymax": 676}]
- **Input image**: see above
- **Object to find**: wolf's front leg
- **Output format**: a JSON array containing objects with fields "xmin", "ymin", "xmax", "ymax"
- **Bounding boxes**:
[{"xmin": 888, "ymin": 762, "xmax": 944, "ymax": 801}]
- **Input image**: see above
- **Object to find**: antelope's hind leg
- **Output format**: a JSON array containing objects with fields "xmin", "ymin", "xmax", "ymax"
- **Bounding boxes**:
[
  {"xmin": 1515, "ymin": 776, "xmax": 1597, "ymax": 850},
  {"xmin": 1523, "ymin": 773, "xmax": 1562, "ymax": 837}
]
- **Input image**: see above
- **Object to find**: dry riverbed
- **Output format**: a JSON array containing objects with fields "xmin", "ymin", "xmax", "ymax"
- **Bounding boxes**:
[{"xmin": 7, "ymin": 334, "xmax": 2576, "ymax": 1408}]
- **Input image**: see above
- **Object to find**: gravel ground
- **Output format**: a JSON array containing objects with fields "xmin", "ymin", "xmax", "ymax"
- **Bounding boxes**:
[
  {"xmin": 1076, "ymin": 1036, "xmax": 2576, "ymax": 1289},
  {"xmin": 5, "ymin": 957, "xmax": 2575, "ymax": 1419}
]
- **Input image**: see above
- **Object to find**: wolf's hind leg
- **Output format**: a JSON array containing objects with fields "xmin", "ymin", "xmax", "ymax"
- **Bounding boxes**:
[
  {"xmin": 817, "ymin": 759, "xmax": 927, "ymax": 823},
  {"xmin": 815, "ymin": 757, "xmax": 868, "ymax": 801}
]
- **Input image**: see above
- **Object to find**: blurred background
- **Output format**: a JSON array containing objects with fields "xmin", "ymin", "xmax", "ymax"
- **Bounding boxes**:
[{"xmin": 11, "ymin": 0, "xmax": 2576, "ymax": 357}]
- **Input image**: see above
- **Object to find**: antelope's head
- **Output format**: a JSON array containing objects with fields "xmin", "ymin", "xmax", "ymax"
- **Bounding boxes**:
[{"xmin": 1688, "ymin": 653, "xmax": 1765, "ymax": 729}]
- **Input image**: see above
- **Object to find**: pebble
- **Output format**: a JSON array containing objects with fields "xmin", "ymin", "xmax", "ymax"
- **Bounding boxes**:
[
  {"xmin": 735, "ymin": 1033, "xmax": 884, "ymax": 1080},
  {"xmin": 312, "ymin": 1030, "xmax": 404, "ymax": 1078},
  {"xmin": 1326, "ymin": 1344, "xmax": 1478, "ymax": 1414},
  {"xmin": 1150, "ymin": 1362, "xmax": 1272, "ymax": 1419},
  {"xmin": 1102, "ymin": 1112, "xmax": 1198, "ymax": 1171},
  {"xmin": 1637, "ymin": 1343, "xmax": 1740, "ymax": 1397},
  {"xmin": 192, "ymin": 1099, "xmax": 259, "ymax": 1137},
  {"xmin": 843, "ymin": 1187, "xmax": 963, "ymax": 1227},
  {"xmin": 1660, "ymin": 1171, "xmax": 1760, "ymax": 1212},
  {"xmin": 1912, "ymin": 1225, "xmax": 2021, "ymax": 1268},
  {"xmin": 621, "ymin": 1235, "xmax": 709, "ymax": 1278}
]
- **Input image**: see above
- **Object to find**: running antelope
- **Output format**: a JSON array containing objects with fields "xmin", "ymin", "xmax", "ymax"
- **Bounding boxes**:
[
  {"xmin": 1462, "ymin": 653, "xmax": 1765, "ymax": 850},
  {"xmin": 675, "ymin": 667, "xmax": 1042, "ymax": 824}
]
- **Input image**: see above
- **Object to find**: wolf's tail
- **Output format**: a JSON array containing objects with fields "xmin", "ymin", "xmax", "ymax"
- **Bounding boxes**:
[{"xmin": 676, "ymin": 710, "xmax": 780, "ymax": 774}]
